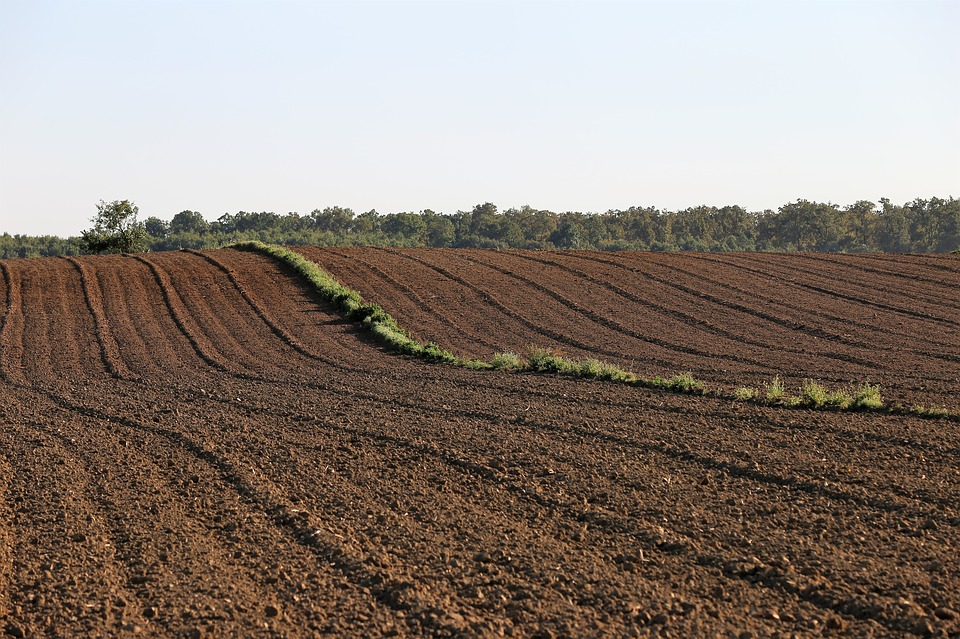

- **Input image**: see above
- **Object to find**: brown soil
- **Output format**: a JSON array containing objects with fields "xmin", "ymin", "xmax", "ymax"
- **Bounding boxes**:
[
  {"xmin": 300, "ymin": 247, "xmax": 960, "ymax": 409},
  {"xmin": 0, "ymin": 248, "xmax": 958, "ymax": 638}
]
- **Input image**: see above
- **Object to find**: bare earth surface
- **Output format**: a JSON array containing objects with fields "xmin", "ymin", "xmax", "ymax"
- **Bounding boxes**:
[{"xmin": 0, "ymin": 248, "xmax": 958, "ymax": 638}]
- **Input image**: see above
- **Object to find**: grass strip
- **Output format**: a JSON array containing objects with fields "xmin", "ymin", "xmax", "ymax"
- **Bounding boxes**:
[{"xmin": 233, "ymin": 242, "xmax": 958, "ymax": 420}]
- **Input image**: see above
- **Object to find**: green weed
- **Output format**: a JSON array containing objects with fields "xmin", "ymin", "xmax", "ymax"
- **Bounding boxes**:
[
  {"xmin": 491, "ymin": 351, "xmax": 524, "ymax": 370},
  {"xmin": 734, "ymin": 386, "xmax": 757, "ymax": 401},
  {"xmin": 851, "ymin": 383, "xmax": 883, "ymax": 409},
  {"xmin": 764, "ymin": 376, "xmax": 787, "ymax": 404}
]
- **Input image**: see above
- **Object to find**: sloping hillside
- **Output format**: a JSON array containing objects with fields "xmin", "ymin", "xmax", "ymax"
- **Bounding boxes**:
[{"xmin": 0, "ymin": 249, "xmax": 957, "ymax": 638}]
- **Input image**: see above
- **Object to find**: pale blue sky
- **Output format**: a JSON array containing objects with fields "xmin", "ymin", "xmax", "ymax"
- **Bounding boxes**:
[{"xmin": 1, "ymin": 0, "xmax": 957, "ymax": 236}]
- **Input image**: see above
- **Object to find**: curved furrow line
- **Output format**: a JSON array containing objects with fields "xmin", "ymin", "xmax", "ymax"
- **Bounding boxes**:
[
  {"xmin": 307, "ymin": 246, "xmax": 584, "ymax": 362},
  {"xmin": 62, "ymin": 366, "xmax": 931, "ymax": 635},
  {"xmin": 14, "ymin": 263, "xmax": 55, "ymax": 383},
  {"xmin": 88, "ymin": 255, "xmax": 213, "ymax": 382},
  {"xmin": 206, "ymin": 415, "xmax": 696, "ymax": 631},
  {"xmin": 131, "ymin": 255, "xmax": 243, "ymax": 376},
  {"xmin": 453, "ymin": 250, "xmax": 748, "ymax": 360},
  {"xmin": 151, "ymin": 251, "xmax": 376, "ymax": 380},
  {"xmin": 19, "ymin": 258, "xmax": 104, "ymax": 384},
  {"xmin": 0, "ymin": 450, "xmax": 11, "ymax": 624},
  {"xmin": 862, "ymin": 253, "xmax": 960, "ymax": 277},
  {"xmin": 787, "ymin": 254, "xmax": 960, "ymax": 306},
  {"xmin": 575, "ymin": 251, "xmax": 877, "ymax": 350},
  {"xmin": 143, "ymin": 253, "xmax": 297, "ymax": 375},
  {"xmin": 462, "ymin": 249, "xmax": 872, "ymax": 372},
  {"xmin": 120, "ymin": 364, "xmax": 956, "ymax": 531},
  {"xmin": 277, "ymin": 422, "xmax": 834, "ymax": 629},
  {"xmin": 0, "ymin": 263, "xmax": 7, "ymax": 334},
  {"xmin": 741, "ymin": 251, "xmax": 960, "ymax": 317},
  {"xmin": 367, "ymin": 247, "xmax": 683, "ymax": 369},
  {"xmin": 578, "ymin": 251, "xmax": 958, "ymax": 368},
  {"xmin": 337, "ymin": 425, "xmax": 945, "ymax": 635},
  {"xmin": 18, "ymin": 383, "xmax": 495, "ymax": 638},
  {"xmin": 1, "ymin": 427, "xmax": 158, "ymax": 635},
  {"xmin": 0, "ymin": 393, "xmax": 151, "ymax": 636},
  {"xmin": 503, "ymin": 250, "xmax": 892, "ymax": 372},
  {"xmin": 148, "ymin": 376, "xmax": 953, "ymax": 636},
  {"xmin": 678, "ymin": 254, "xmax": 960, "ymax": 372},
  {"xmin": 62, "ymin": 257, "xmax": 139, "ymax": 381},
  {"xmin": 821, "ymin": 252, "xmax": 960, "ymax": 279},
  {"xmin": 15, "ymin": 405, "xmax": 362, "ymax": 636},
  {"xmin": 320, "ymin": 247, "xmax": 505, "ymax": 356},
  {"xmin": 728, "ymin": 253, "xmax": 960, "ymax": 328},
  {"xmin": 682, "ymin": 253, "xmax": 954, "ymax": 344},
  {"xmin": 394, "ymin": 247, "xmax": 785, "ymax": 372},
  {"xmin": 181, "ymin": 249, "xmax": 356, "ymax": 371},
  {"xmin": 0, "ymin": 262, "xmax": 26, "ymax": 385},
  {"xmin": 122, "ymin": 355, "xmax": 960, "ymax": 475},
  {"xmin": 793, "ymin": 253, "xmax": 960, "ymax": 306}
]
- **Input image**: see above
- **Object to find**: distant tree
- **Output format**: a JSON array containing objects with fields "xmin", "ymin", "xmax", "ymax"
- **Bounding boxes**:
[
  {"xmin": 381, "ymin": 212, "xmax": 427, "ymax": 244},
  {"xmin": 310, "ymin": 206, "xmax": 354, "ymax": 235},
  {"xmin": 841, "ymin": 200, "xmax": 877, "ymax": 251},
  {"xmin": 775, "ymin": 200, "xmax": 844, "ymax": 251},
  {"xmin": 875, "ymin": 198, "xmax": 912, "ymax": 252},
  {"xmin": 423, "ymin": 210, "xmax": 455, "ymax": 247},
  {"xmin": 351, "ymin": 210, "xmax": 381, "ymax": 235},
  {"xmin": 169, "ymin": 210, "xmax": 209, "ymax": 235},
  {"xmin": 143, "ymin": 216, "xmax": 169, "ymax": 239},
  {"xmin": 80, "ymin": 199, "xmax": 148, "ymax": 254},
  {"xmin": 550, "ymin": 216, "xmax": 584, "ymax": 249}
]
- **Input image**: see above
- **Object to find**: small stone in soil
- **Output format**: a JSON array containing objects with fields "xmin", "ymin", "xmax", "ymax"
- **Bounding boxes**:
[{"xmin": 4, "ymin": 624, "xmax": 25, "ymax": 639}]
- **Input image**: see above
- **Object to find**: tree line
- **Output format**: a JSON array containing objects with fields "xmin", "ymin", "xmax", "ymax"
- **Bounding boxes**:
[{"xmin": 2, "ymin": 196, "xmax": 958, "ymax": 259}]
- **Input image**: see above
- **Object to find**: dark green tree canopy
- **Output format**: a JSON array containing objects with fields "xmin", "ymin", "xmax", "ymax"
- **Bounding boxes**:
[
  {"xmin": 3, "ymin": 195, "xmax": 957, "ymax": 259},
  {"xmin": 80, "ymin": 199, "xmax": 148, "ymax": 254}
]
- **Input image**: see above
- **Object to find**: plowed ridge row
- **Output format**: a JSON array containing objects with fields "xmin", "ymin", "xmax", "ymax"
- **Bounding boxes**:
[
  {"xmin": 299, "ymin": 247, "xmax": 960, "ymax": 408},
  {"xmin": 0, "ymin": 248, "xmax": 958, "ymax": 639}
]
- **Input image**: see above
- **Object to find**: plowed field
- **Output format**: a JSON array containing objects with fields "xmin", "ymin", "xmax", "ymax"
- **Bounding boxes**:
[{"xmin": 0, "ymin": 248, "xmax": 958, "ymax": 639}]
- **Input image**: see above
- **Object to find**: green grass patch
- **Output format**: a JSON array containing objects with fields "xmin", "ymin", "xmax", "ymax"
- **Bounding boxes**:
[
  {"xmin": 733, "ymin": 386, "xmax": 757, "ymax": 401},
  {"xmin": 851, "ymin": 383, "xmax": 883, "ymax": 410},
  {"xmin": 764, "ymin": 375, "xmax": 787, "ymax": 404},
  {"xmin": 490, "ymin": 351, "xmax": 525, "ymax": 371}
]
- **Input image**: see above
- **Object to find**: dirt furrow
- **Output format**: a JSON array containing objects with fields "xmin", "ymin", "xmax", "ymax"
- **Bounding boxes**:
[
  {"xmin": 464, "ymin": 249, "xmax": 784, "ymax": 370},
  {"xmin": 131, "ymin": 254, "xmax": 248, "ymax": 376},
  {"xmin": 3, "ymin": 249, "xmax": 959, "ymax": 638},
  {"xmin": 728, "ymin": 253, "xmax": 960, "ymax": 327},
  {"xmin": 62, "ymin": 256, "xmax": 138, "ymax": 381},
  {"xmin": 0, "ymin": 262, "xmax": 26, "ymax": 385},
  {"xmin": 786, "ymin": 253, "xmax": 960, "ymax": 308},
  {"xmin": 682, "ymin": 252, "xmax": 958, "ymax": 352},
  {"xmin": 368, "ymin": 246, "xmax": 644, "ymax": 363}
]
